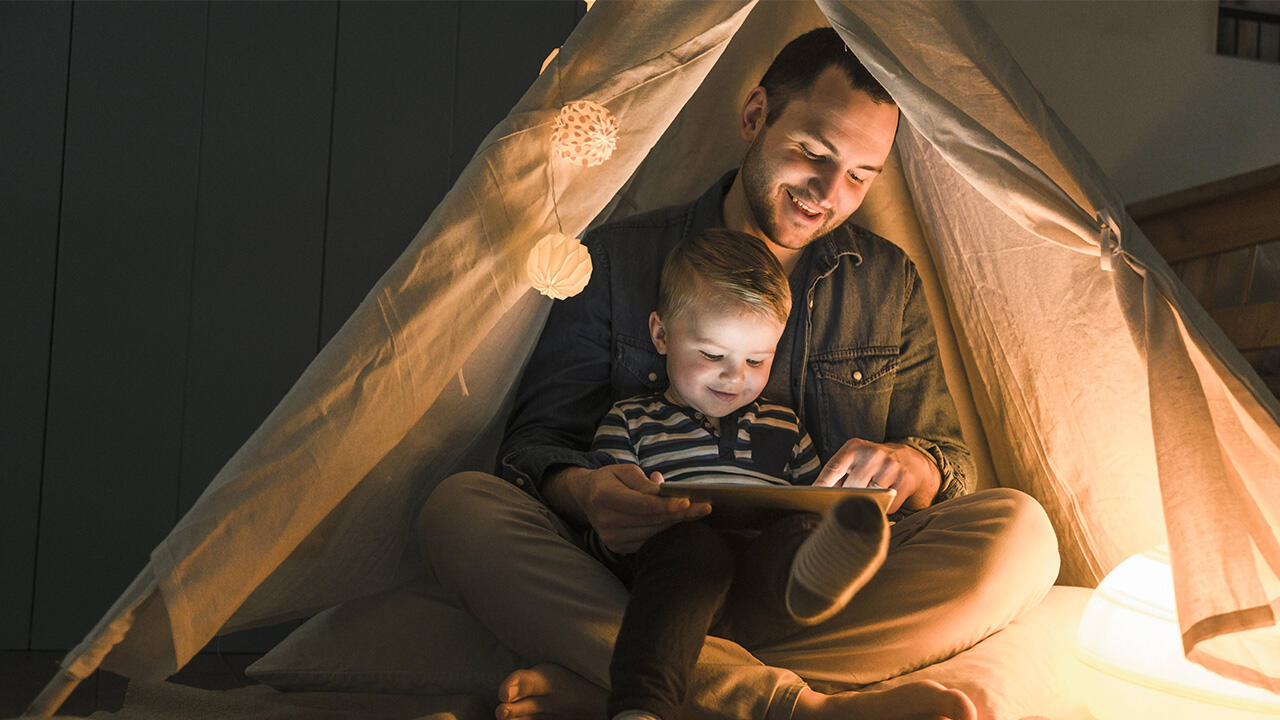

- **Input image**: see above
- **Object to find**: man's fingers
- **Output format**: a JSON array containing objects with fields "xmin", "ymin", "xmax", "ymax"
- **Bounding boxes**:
[
  {"xmin": 816, "ymin": 443, "xmax": 860, "ymax": 486},
  {"xmin": 813, "ymin": 462, "xmax": 846, "ymax": 487},
  {"xmin": 595, "ymin": 465, "xmax": 702, "ymax": 519},
  {"xmin": 612, "ymin": 465, "xmax": 661, "ymax": 493}
]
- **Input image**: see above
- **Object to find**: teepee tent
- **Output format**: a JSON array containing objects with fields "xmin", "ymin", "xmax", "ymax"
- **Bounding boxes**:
[{"xmin": 31, "ymin": 0, "xmax": 1280, "ymax": 714}]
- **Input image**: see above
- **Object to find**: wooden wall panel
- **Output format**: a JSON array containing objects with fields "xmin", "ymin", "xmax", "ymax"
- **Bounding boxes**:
[
  {"xmin": 176, "ymin": 1, "xmax": 338, "ymax": 516},
  {"xmin": 320, "ymin": 1, "xmax": 459, "ymax": 345},
  {"xmin": 11, "ymin": 0, "xmax": 585, "ymax": 651},
  {"xmin": 0, "ymin": 0, "xmax": 71, "ymax": 650},
  {"xmin": 32, "ymin": 1, "xmax": 208, "ymax": 649},
  {"xmin": 451, "ymin": 1, "xmax": 581, "ymax": 181}
]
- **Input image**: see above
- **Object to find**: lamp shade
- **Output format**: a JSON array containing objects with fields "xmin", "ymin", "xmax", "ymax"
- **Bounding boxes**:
[{"xmin": 1076, "ymin": 546, "xmax": 1280, "ymax": 719}]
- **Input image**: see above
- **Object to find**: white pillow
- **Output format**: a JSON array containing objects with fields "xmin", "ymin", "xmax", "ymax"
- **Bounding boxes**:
[{"xmin": 246, "ymin": 576, "xmax": 524, "ymax": 698}]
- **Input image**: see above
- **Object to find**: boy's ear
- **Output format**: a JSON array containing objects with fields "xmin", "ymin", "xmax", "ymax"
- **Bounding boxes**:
[{"xmin": 649, "ymin": 311, "xmax": 668, "ymax": 355}]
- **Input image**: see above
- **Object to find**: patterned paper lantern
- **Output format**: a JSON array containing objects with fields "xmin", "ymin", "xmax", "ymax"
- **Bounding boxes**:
[
  {"xmin": 527, "ymin": 233, "xmax": 592, "ymax": 300},
  {"xmin": 551, "ymin": 100, "xmax": 617, "ymax": 167}
]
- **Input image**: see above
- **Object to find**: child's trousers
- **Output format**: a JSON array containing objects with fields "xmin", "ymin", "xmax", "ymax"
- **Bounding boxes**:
[{"xmin": 607, "ymin": 513, "xmax": 822, "ymax": 720}]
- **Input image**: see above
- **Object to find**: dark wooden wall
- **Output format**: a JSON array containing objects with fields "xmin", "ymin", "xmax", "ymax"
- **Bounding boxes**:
[{"xmin": 1, "ymin": 0, "xmax": 582, "ymax": 651}]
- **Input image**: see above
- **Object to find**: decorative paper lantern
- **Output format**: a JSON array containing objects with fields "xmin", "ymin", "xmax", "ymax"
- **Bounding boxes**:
[
  {"xmin": 1076, "ymin": 546, "xmax": 1280, "ymax": 720},
  {"xmin": 527, "ymin": 233, "xmax": 592, "ymax": 300},
  {"xmin": 550, "ymin": 100, "xmax": 617, "ymax": 167}
]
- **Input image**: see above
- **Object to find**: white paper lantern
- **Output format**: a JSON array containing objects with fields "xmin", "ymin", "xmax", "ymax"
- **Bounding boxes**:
[
  {"xmin": 1076, "ymin": 546, "xmax": 1280, "ymax": 720},
  {"xmin": 527, "ymin": 233, "xmax": 592, "ymax": 300},
  {"xmin": 550, "ymin": 100, "xmax": 617, "ymax": 168}
]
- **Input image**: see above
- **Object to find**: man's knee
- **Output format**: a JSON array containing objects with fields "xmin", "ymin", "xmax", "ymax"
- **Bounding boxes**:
[
  {"xmin": 973, "ymin": 487, "xmax": 1060, "ymax": 597},
  {"xmin": 417, "ymin": 471, "xmax": 515, "ymax": 563},
  {"xmin": 419, "ymin": 470, "xmax": 488, "ymax": 529}
]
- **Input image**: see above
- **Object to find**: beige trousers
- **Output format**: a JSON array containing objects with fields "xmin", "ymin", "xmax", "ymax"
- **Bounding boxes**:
[{"xmin": 418, "ymin": 473, "xmax": 1059, "ymax": 720}]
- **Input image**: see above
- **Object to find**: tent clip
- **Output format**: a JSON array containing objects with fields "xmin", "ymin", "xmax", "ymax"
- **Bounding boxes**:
[{"xmin": 1097, "ymin": 211, "xmax": 1120, "ymax": 272}]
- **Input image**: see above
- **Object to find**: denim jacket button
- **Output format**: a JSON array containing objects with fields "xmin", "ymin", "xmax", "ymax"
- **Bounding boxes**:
[
  {"xmin": 852, "ymin": 370, "xmax": 864, "ymax": 382},
  {"xmin": 647, "ymin": 372, "xmax": 658, "ymax": 382}
]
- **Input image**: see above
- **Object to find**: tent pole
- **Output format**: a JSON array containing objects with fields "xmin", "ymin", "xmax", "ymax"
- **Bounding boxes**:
[
  {"xmin": 25, "ymin": 601, "xmax": 142, "ymax": 716},
  {"xmin": 25, "ymin": 669, "xmax": 83, "ymax": 717}
]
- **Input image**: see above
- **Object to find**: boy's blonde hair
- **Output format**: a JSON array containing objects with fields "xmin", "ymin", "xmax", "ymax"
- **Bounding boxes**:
[{"xmin": 658, "ymin": 228, "xmax": 790, "ymax": 325}]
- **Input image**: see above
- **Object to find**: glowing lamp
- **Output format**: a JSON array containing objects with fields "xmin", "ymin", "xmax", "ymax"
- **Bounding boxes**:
[
  {"xmin": 1076, "ymin": 546, "xmax": 1280, "ymax": 719},
  {"xmin": 550, "ymin": 100, "xmax": 617, "ymax": 167},
  {"xmin": 526, "ymin": 233, "xmax": 592, "ymax": 300}
]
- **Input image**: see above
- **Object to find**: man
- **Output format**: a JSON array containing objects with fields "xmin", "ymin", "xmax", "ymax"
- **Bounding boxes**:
[{"xmin": 419, "ymin": 28, "xmax": 1058, "ymax": 720}]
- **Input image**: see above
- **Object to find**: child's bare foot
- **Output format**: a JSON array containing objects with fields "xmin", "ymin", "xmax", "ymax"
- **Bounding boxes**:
[
  {"xmin": 496, "ymin": 663, "xmax": 609, "ymax": 720},
  {"xmin": 795, "ymin": 681, "xmax": 977, "ymax": 720}
]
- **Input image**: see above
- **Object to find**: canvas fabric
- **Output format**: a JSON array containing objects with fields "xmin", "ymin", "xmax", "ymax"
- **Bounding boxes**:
[{"xmin": 54, "ymin": 0, "xmax": 1280, "ymax": 697}]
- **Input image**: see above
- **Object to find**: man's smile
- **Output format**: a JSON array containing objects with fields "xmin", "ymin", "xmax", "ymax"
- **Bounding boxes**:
[{"xmin": 786, "ymin": 188, "xmax": 824, "ymax": 220}]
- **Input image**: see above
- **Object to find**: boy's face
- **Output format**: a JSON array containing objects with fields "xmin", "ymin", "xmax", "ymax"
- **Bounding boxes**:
[{"xmin": 649, "ymin": 303, "xmax": 785, "ymax": 420}]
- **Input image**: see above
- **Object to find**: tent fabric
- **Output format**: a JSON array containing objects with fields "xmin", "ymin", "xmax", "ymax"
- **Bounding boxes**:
[{"xmin": 50, "ymin": 0, "xmax": 1280, "ymax": 705}]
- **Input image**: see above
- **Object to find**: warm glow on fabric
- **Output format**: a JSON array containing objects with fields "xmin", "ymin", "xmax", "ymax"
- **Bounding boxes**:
[{"xmin": 1077, "ymin": 546, "xmax": 1280, "ymax": 719}]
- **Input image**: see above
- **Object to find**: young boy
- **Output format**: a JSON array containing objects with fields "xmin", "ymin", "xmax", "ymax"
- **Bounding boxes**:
[{"xmin": 589, "ymin": 228, "xmax": 891, "ymax": 720}]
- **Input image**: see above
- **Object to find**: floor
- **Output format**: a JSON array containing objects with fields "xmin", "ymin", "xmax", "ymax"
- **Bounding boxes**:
[{"xmin": 0, "ymin": 650, "xmax": 262, "ymax": 718}]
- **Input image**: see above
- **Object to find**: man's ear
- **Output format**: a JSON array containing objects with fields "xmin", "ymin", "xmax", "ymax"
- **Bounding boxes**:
[
  {"xmin": 649, "ymin": 311, "xmax": 668, "ymax": 355},
  {"xmin": 741, "ymin": 86, "xmax": 767, "ymax": 142}
]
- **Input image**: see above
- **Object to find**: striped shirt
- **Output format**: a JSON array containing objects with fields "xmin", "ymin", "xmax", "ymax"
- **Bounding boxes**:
[{"xmin": 591, "ymin": 393, "xmax": 821, "ymax": 487}]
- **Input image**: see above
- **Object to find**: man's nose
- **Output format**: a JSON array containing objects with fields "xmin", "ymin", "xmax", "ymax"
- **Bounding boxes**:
[{"xmin": 808, "ymin": 167, "xmax": 841, "ymax": 207}]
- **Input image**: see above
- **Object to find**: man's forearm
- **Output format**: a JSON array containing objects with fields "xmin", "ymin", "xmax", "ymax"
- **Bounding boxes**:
[{"xmin": 542, "ymin": 465, "xmax": 591, "ymax": 524}]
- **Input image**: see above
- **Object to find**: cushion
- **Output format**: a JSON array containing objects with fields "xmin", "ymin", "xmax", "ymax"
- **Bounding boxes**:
[{"xmin": 246, "ymin": 576, "xmax": 523, "ymax": 698}]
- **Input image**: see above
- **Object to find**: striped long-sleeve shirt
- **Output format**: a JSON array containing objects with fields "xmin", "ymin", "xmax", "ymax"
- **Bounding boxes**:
[{"xmin": 591, "ymin": 393, "xmax": 821, "ymax": 487}]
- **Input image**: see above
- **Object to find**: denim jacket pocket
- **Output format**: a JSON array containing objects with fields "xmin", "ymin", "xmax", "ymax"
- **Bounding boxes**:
[
  {"xmin": 809, "ymin": 347, "xmax": 898, "ymax": 455},
  {"xmin": 614, "ymin": 333, "xmax": 667, "ymax": 397},
  {"xmin": 809, "ymin": 346, "xmax": 899, "ymax": 390}
]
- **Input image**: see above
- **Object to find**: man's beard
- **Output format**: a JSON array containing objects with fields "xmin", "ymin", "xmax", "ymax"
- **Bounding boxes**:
[{"xmin": 740, "ymin": 132, "xmax": 836, "ymax": 251}]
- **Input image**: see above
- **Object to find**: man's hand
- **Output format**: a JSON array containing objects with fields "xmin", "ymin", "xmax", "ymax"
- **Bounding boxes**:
[
  {"xmin": 814, "ymin": 438, "xmax": 941, "ymax": 513},
  {"xmin": 544, "ymin": 464, "xmax": 711, "ymax": 554}
]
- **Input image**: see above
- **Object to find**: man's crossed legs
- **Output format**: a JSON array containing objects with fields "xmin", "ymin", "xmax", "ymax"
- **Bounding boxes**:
[{"xmin": 417, "ymin": 473, "xmax": 1058, "ymax": 720}]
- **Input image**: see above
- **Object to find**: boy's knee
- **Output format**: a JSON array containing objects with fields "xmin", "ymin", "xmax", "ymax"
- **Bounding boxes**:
[{"xmin": 638, "ymin": 521, "xmax": 736, "ymax": 591}]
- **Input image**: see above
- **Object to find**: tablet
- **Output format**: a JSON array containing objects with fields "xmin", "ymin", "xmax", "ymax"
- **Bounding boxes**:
[{"xmin": 658, "ymin": 478, "xmax": 895, "ymax": 516}]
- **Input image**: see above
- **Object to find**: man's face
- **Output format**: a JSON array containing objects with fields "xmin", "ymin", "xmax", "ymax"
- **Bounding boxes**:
[
  {"xmin": 738, "ymin": 66, "xmax": 899, "ymax": 254},
  {"xmin": 650, "ymin": 303, "xmax": 785, "ymax": 420}
]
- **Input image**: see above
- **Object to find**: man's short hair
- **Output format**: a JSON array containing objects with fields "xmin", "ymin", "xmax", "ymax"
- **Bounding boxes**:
[
  {"xmin": 759, "ymin": 27, "xmax": 893, "ymax": 125},
  {"xmin": 658, "ymin": 228, "xmax": 790, "ymax": 326}
]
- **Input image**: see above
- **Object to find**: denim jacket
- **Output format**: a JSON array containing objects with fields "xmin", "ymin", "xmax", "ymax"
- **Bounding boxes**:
[{"xmin": 498, "ymin": 172, "xmax": 971, "ymax": 507}]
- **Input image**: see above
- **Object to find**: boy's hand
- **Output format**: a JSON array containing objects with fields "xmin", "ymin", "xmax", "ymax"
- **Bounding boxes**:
[
  {"xmin": 814, "ymin": 438, "xmax": 941, "ymax": 513},
  {"xmin": 545, "ymin": 465, "xmax": 711, "ymax": 554}
]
